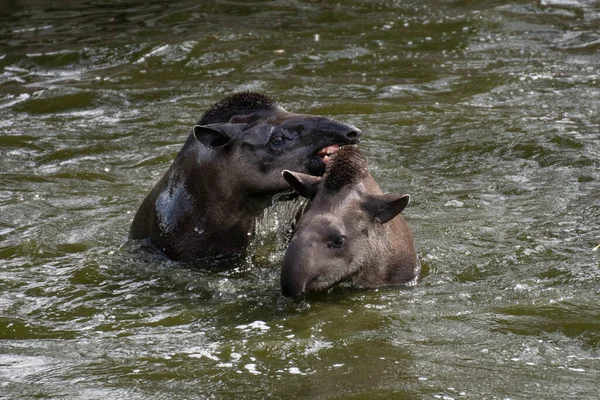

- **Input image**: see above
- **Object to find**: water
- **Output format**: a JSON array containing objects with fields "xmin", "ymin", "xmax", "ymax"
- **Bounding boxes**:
[{"xmin": 1, "ymin": 0, "xmax": 599, "ymax": 398}]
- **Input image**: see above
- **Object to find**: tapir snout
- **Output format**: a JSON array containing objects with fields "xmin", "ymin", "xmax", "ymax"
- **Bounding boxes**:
[
  {"xmin": 275, "ymin": 115, "xmax": 361, "ymax": 147},
  {"xmin": 308, "ymin": 116, "xmax": 361, "ymax": 142},
  {"xmin": 280, "ymin": 238, "xmax": 311, "ymax": 298}
]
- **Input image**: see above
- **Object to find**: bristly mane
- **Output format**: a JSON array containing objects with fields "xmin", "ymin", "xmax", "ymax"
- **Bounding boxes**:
[
  {"xmin": 323, "ymin": 146, "xmax": 368, "ymax": 190},
  {"xmin": 198, "ymin": 91, "xmax": 281, "ymax": 124}
]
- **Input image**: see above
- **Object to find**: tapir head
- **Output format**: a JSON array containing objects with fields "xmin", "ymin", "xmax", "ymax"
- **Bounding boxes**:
[
  {"xmin": 280, "ymin": 147, "xmax": 410, "ymax": 298},
  {"xmin": 192, "ymin": 92, "xmax": 361, "ymax": 195}
]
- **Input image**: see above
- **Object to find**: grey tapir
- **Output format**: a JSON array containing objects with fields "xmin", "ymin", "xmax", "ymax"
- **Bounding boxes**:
[
  {"xmin": 129, "ymin": 92, "xmax": 361, "ymax": 261},
  {"xmin": 280, "ymin": 146, "xmax": 419, "ymax": 297}
]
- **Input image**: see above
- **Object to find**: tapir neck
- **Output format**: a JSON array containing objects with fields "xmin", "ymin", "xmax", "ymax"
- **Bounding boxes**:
[
  {"xmin": 130, "ymin": 134, "xmax": 264, "ymax": 261},
  {"xmin": 183, "ymin": 144, "xmax": 271, "ymax": 217},
  {"xmin": 175, "ymin": 142, "xmax": 264, "ymax": 259}
]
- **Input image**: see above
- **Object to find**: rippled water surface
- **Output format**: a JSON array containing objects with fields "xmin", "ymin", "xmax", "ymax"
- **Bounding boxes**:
[{"xmin": 1, "ymin": 0, "xmax": 599, "ymax": 398}]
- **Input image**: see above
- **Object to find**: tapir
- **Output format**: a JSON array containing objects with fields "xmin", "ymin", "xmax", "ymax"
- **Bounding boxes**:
[
  {"xmin": 280, "ymin": 146, "xmax": 419, "ymax": 297},
  {"xmin": 129, "ymin": 92, "xmax": 361, "ymax": 261}
]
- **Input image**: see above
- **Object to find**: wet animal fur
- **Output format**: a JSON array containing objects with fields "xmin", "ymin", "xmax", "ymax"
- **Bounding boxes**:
[
  {"xmin": 323, "ymin": 146, "xmax": 369, "ymax": 190},
  {"xmin": 198, "ymin": 92, "xmax": 280, "ymax": 125}
]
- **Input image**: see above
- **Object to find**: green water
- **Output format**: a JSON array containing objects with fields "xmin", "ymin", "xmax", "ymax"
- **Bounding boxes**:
[{"xmin": 1, "ymin": 0, "xmax": 599, "ymax": 398}]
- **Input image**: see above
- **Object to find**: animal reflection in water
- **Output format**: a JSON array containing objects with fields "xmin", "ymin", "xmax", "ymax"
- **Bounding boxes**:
[{"xmin": 281, "ymin": 146, "xmax": 419, "ymax": 298}]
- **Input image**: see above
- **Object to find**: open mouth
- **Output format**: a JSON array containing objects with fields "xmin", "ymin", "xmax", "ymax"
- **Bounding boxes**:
[
  {"xmin": 308, "ymin": 139, "xmax": 358, "ymax": 176},
  {"xmin": 316, "ymin": 144, "xmax": 341, "ymax": 164}
]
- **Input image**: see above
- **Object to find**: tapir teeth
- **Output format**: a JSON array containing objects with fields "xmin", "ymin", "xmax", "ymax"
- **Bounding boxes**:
[{"xmin": 317, "ymin": 144, "xmax": 341, "ymax": 158}]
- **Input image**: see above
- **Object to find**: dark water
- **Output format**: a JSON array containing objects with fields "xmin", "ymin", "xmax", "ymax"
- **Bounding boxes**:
[{"xmin": 1, "ymin": 0, "xmax": 599, "ymax": 398}]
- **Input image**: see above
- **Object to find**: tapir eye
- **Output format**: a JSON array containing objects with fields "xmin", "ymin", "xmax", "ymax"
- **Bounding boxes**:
[
  {"xmin": 331, "ymin": 236, "xmax": 346, "ymax": 249},
  {"xmin": 270, "ymin": 135, "xmax": 285, "ymax": 145}
]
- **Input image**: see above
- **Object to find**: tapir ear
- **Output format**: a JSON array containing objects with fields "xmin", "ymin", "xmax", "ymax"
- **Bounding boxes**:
[
  {"xmin": 282, "ymin": 170, "xmax": 321, "ymax": 199},
  {"xmin": 363, "ymin": 194, "xmax": 410, "ymax": 223},
  {"xmin": 193, "ymin": 124, "xmax": 239, "ymax": 149}
]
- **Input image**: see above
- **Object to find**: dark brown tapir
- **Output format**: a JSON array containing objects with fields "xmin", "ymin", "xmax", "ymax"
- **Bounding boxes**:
[
  {"xmin": 129, "ymin": 92, "xmax": 361, "ymax": 261},
  {"xmin": 280, "ymin": 146, "xmax": 419, "ymax": 297}
]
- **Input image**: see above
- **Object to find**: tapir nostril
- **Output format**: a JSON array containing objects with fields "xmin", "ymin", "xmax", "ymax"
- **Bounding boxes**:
[{"xmin": 345, "ymin": 130, "xmax": 360, "ymax": 140}]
